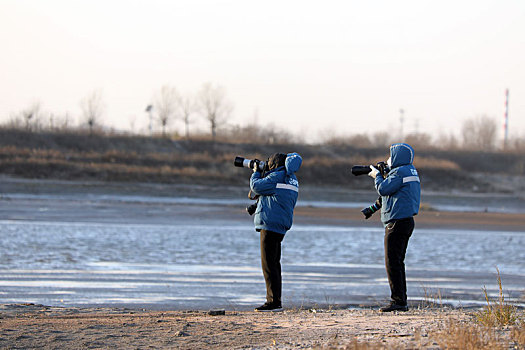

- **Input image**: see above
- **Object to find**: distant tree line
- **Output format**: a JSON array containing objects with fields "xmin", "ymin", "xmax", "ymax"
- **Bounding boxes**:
[
  {"xmin": 3, "ymin": 87, "xmax": 524, "ymax": 152},
  {"xmin": 322, "ymin": 115, "xmax": 524, "ymax": 153},
  {"xmin": 5, "ymin": 82, "xmax": 233, "ymax": 141}
]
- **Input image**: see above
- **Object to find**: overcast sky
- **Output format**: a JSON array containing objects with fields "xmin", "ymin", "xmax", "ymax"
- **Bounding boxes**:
[{"xmin": 1, "ymin": 0, "xmax": 524, "ymax": 141}]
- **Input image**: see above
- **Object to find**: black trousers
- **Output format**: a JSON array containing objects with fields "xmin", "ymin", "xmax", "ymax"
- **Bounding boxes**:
[
  {"xmin": 260, "ymin": 230, "xmax": 284, "ymax": 304},
  {"xmin": 384, "ymin": 217, "xmax": 414, "ymax": 306}
]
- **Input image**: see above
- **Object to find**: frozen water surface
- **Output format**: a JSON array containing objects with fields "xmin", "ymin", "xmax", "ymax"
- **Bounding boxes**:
[{"xmin": 0, "ymin": 219, "xmax": 523, "ymax": 309}]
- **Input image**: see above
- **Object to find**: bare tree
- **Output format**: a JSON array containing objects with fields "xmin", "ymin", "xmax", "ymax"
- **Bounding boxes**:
[
  {"xmin": 153, "ymin": 85, "xmax": 179, "ymax": 137},
  {"xmin": 145, "ymin": 104, "xmax": 154, "ymax": 135},
  {"xmin": 461, "ymin": 115, "xmax": 498, "ymax": 151},
  {"xmin": 346, "ymin": 134, "xmax": 374, "ymax": 148},
  {"xmin": 321, "ymin": 131, "xmax": 373, "ymax": 147},
  {"xmin": 178, "ymin": 93, "xmax": 197, "ymax": 139},
  {"xmin": 58, "ymin": 112, "xmax": 72, "ymax": 131},
  {"xmin": 435, "ymin": 132, "xmax": 460, "ymax": 150},
  {"xmin": 198, "ymin": 83, "xmax": 233, "ymax": 141},
  {"xmin": 508, "ymin": 134, "xmax": 525, "ymax": 152},
  {"xmin": 370, "ymin": 131, "xmax": 393, "ymax": 148},
  {"xmin": 404, "ymin": 132, "xmax": 433, "ymax": 150},
  {"xmin": 23, "ymin": 102, "xmax": 41, "ymax": 131},
  {"xmin": 80, "ymin": 90, "xmax": 105, "ymax": 135}
]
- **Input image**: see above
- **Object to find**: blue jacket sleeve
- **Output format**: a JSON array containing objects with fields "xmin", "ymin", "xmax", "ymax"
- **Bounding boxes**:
[
  {"xmin": 375, "ymin": 171, "xmax": 403, "ymax": 196},
  {"xmin": 250, "ymin": 172, "xmax": 277, "ymax": 195}
]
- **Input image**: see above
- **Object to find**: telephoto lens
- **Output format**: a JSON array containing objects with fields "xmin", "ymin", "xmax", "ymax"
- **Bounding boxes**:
[
  {"xmin": 234, "ymin": 156, "xmax": 267, "ymax": 172},
  {"xmin": 351, "ymin": 165, "xmax": 371, "ymax": 176},
  {"xmin": 234, "ymin": 156, "xmax": 249, "ymax": 168}
]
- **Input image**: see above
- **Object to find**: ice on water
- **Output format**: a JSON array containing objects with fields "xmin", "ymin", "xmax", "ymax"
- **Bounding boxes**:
[{"xmin": 0, "ymin": 218, "xmax": 523, "ymax": 309}]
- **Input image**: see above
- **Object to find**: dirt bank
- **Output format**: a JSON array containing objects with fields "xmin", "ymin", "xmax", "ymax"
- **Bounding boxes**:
[
  {"xmin": 294, "ymin": 206, "xmax": 525, "ymax": 232},
  {"xmin": 0, "ymin": 303, "xmax": 477, "ymax": 349}
]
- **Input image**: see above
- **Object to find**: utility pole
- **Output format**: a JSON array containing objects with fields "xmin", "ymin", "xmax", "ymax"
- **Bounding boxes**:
[
  {"xmin": 503, "ymin": 89, "xmax": 509, "ymax": 150},
  {"xmin": 145, "ymin": 104, "xmax": 153, "ymax": 136}
]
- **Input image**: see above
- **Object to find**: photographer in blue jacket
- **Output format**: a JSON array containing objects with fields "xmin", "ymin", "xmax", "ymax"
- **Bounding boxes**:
[
  {"xmin": 249, "ymin": 152, "xmax": 302, "ymax": 312},
  {"xmin": 368, "ymin": 143, "xmax": 420, "ymax": 312}
]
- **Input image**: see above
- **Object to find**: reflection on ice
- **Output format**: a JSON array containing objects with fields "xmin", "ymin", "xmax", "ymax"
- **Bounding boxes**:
[
  {"xmin": 0, "ymin": 280, "xmax": 161, "ymax": 289},
  {"xmin": 88, "ymin": 261, "xmax": 260, "ymax": 273},
  {"xmin": 0, "ymin": 219, "xmax": 523, "ymax": 309}
]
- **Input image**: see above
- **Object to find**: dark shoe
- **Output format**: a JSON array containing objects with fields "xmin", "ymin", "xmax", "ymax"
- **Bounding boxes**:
[
  {"xmin": 380, "ymin": 303, "xmax": 408, "ymax": 312},
  {"xmin": 254, "ymin": 302, "xmax": 283, "ymax": 312}
]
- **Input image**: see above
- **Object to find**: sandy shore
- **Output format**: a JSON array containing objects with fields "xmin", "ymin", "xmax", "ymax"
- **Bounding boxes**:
[
  {"xmin": 0, "ymin": 303, "xmax": 483, "ymax": 349},
  {"xmin": 294, "ymin": 206, "xmax": 525, "ymax": 232},
  {"xmin": 1, "ymin": 303, "xmax": 523, "ymax": 349}
]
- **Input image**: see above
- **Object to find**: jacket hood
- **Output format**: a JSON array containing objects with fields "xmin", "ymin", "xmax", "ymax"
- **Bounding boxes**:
[
  {"xmin": 285, "ymin": 153, "xmax": 302, "ymax": 175},
  {"xmin": 389, "ymin": 143, "xmax": 414, "ymax": 168}
]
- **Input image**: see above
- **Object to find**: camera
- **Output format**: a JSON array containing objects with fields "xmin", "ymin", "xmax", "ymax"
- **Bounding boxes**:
[
  {"xmin": 351, "ymin": 161, "xmax": 389, "ymax": 177},
  {"xmin": 234, "ymin": 156, "xmax": 267, "ymax": 216},
  {"xmin": 234, "ymin": 156, "xmax": 268, "ymax": 172},
  {"xmin": 361, "ymin": 197, "xmax": 382, "ymax": 219},
  {"xmin": 246, "ymin": 203, "xmax": 257, "ymax": 215},
  {"xmin": 351, "ymin": 161, "xmax": 389, "ymax": 220}
]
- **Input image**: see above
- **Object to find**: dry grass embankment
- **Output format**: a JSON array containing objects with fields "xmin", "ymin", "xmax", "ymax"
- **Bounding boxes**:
[
  {"xmin": 0, "ymin": 128, "xmax": 524, "ymax": 192},
  {"xmin": 325, "ymin": 271, "xmax": 525, "ymax": 349},
  {"xmin": 425, "ymin": 270, "xmax": 524, "ymax": 350}
]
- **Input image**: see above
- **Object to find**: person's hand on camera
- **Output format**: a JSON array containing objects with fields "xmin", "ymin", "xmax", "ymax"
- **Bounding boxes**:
[
  {"xmin": 252, "ymin": 159, "xmax": 261, "ymax": 173},
  {"xmin": 368, "ymin": 165, "xmax": 380, "ymax": 179}
]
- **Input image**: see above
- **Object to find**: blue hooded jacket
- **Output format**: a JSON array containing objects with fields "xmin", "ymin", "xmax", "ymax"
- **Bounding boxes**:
[
  {"xmin": 250, "ymin": 153, "xmax": 302, "ymax": 234},
  {"xmin": 375, "ymin": 143, "xmax": 421, "ymax": 225}
]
